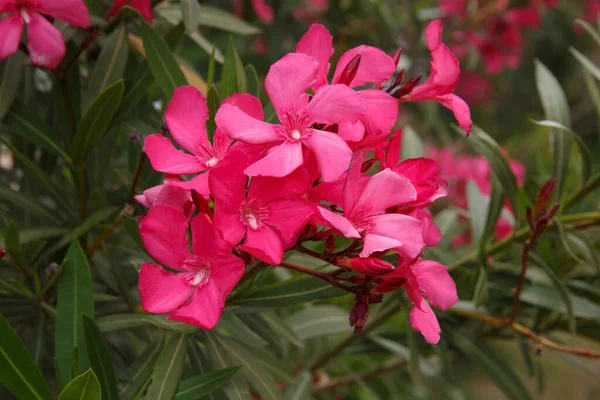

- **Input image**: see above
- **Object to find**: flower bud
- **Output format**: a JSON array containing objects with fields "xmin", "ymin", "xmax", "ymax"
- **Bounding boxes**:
[
  {"xmin": 347, "ymin": 257, "xmax": 395, "ymax": 276},
  {"xmin": 391, "ymin": 48, "xmax": 402, "ymax": 66},
  {"xmin": 349, "ymin": 295, "xmax": 369, "ymax": 333},
  {"xmin": 191, "ymin": 189, "xmax": 213, "ymax": 217},
  {"xmin": 324, "ymin": 235, "xmax": 336, "ymax": 254},
  {"xmin": 336, "ymin": 54, "xmax": 361, "ymax": 86},
  {"xmin": 0, "ymin": 249, "xmax": 6, "ymax": 260}
]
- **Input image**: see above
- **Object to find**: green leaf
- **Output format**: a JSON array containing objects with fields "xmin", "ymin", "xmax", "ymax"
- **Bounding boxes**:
[
  {"xmin": 119, "ymin": 338, "xmax": 164, "ymax": 400},
  {"xmin": 574, "ymin": 19, "xmax": 600, "ymax": 47},
  {"xmin": 529, "ymin": 253, "xmax": 575, "ymax": 333},
  {"xmin": 147, "ymin": 333, "xmax": 188, "ymax": 400},
  {"xmin": 181, "ymin": 0, "xmax": 202, "ymax": 33},
  {"xmin": 72, "ymin": 80, "xmax": 124, "ymax": 167},
  {"xmin": 0, "ymin": 53, "xmax": 25, "ymax": 120},
  {"xmin": 4, "ymin": 222, "xmax": 22, "ymax": 261},
  {"xmin": 570, "ymin": 47, "xmax": 600, "ymax": 82},
  {"xmin": 175, "ymin": 367, "xmax": 241, "ymax": 400},
  {"xmin": 207, "ymin": 48, "xmax": 216, "ymax": 87},
  {"xmin": 481, "ymin": 176, "xmax": 505, "ymax": 247},
  {"xmin": 96, "ymin": 313, "xmax": 147, "ymax": 333},
  {"xmin": 197, "ymin": 5, "xmax": 261, "ymax": 35},
  {"xmin": 466, "ymin": 179, "xmax": 488, "ymax": 245},
  {"xmin": 206, "ymin": 84, "xmax": 221, "ymax": 142},
  {"xmin": 229, "ymin": 276, "xmax": 348, "ymax": 309},
  {"xmin": 534, "ymin": 60, "xmax": 572, "ymax": 202},
  {"xmin": 472, "ymin": 263, "xmax": 488, "ymax": 308},
  {"xmin": 204, "ymin": 332, "xmax": 250, "ymax": 399},
  {"xmin": 515, "ymin": 334, "xmax": 534, "ymax": 377},
  {"xmin": 85, "ymin": 25, "xmax": 129, "ymax": 110},
  {"xmin": 531, "ymin": 120, "xmax": 592, "ymax": 185},
  {"xmin": 121, "ymin": 215, "xmax": 146, "ymax": 253},
  {"xmin": 220, "ymin": 37, "xmax": 246, "ymax": 98},
  {"xmin": 55, "ymin": 241, "xmax": 95, "ymax": 386},
  {"xmin": 519, "ymin": 285, "xmax": 600, "ymax": 320},
  {"xmin": 400, "ymin": 125, "xmax": 425, "ymax": 159},
  {"xmin": 58, "ymin": 368, "xmax": 102, "ymax": 400},
  {"xmin": 0, "ymin": 314, "xmax": 53, "ymax": 400},
  {"xmin": 141, "ymin": 20, "xmax": 187, "ymax": 99},
  {"xmin": 237, "ymin": 313, "xmax": 285, "ymax": 352},
  {"xmin": 449, "ymin": 329, "xmax": 532, "ymax": 400},
  {"xmin": 582, "ymin": 68, "xmax": 600, "ymax": 125},
  {"xmin": 82, "ymin": 316, "xmax": 119, "ymax": 400},
  {"xmin": 261, "ymin": 313, "xmax": 304, "ymax": 349},
  {"xmin": 245, "ymin": 64, "xmax": 261, "ymax": 99},
  {"xmin": 285, "ymin": 305, "xmax": 349, "ymax": 340},
  {"xmin": 0, "ymin": 187, "xmax": 62, "ymax": 225},
  {"xmin": 460, "ymin": 125, "xmax": 520, "ymax": 223},
  {"xmin": 284, "ymin": 371, "xmax": 311, "ymax": 400},
  {"xmin": 143, "ymin": 314, "xmax": 198, "ymax": 334},
  {"xmin": 216, "ymin": 335, "xmax": 283, "ymax": 400}
]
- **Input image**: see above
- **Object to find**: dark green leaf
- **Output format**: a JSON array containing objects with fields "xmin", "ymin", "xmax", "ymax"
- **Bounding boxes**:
[
  {"xmin": 97, "ymin": 313, "xmax": 147, "ymax": 333},
  {"xmin": 515, "ymin": 334, "xmax": 534, "ymax": 377},
  {"xmin": 85, "ymin": 25, "xmax": 129, "ymax": 110},
  {"xmin": 141, "ymin": 20, "xmax": 187, "ymax": 99},
  {"xmin": 56, "ymin": 241, "xmax": 95, "ymax": 386},
  {"xmin": 285, "ymin": 305, "xmax": 349, "ymax": 340},
  {"xmin": 58, "ymin": 368, "xmax": 102, "ymax": 400},
  {"xmin": 0, "ymin": 53, "xmax": 25, "ymax": 120},
  {"xmin": 206, "ymin": 84, "xmax": 221, "ymax": 142},
  {"xmin": 181, "ymin": 0, "xmax": 202, "ymax": 33},
  {"xmin": 466, "ymin": 179, "xmax": 488, "ymax": 245},
  {"xmin": 570, "ymin": 47, "xmax": 600, "ymax": 81},
  {"xmin": 4, "ymin": 222, "xmax": 22, "ymax": 261},
  {"xmin": 119, "ymin": 338, "xmax": 164, "ymax": 400},
  {"xmin": 143, "ymin": 315, "xmax": 198, "ymax": 334},
  {"xmin": 473, "ymin": 263, "xmax": 488, "ymax": 308},
  {"xmin": 534, "ymin": 60, "xmax": 572, "ymax": 202},
  {"xmin": 245, "ymin": 64, "xmax": 261, "ymax": 99},
  {"xmin": 0, "ymin": 187, "xmax": 62, "ymax": 225},
  {"xmin": 147, "ymin": 333, "xmax": 188, "ymax": 400},
  {"xmin": 121, "ymin": 215, "xmax": 146, "ymax": 253},
  {"xmin": 197, "ymin": 5, "xmax": 261, "ymax": 35},
  {"xmin": 82, "ymin": 316, "xmax": 119, "ymax": 400},
  {"xmin": 175, "ymin": 367, "xmax": 241, "ymax": 400},
  {"xmin": 220, "ymin": 37, "xmax": 246, "ymax": 98},
  {"xmin": 519, "ymin": 286, "xmax": 600, "ymax": 320},
  {"xmin": 207, "ymin": 49, "xmax": 216, "ymax": 87},
  {"xmin": 481, "ymin": 176, "xmax": 505, "ymax": 247},
  {"xmin": 574, "ymin": 19, "xmax": 600, "ymax": 46},
  {"xmin": 204, "ymin": 332, "xmax": 250, "ymax": 399},
  {"xmin": 72, "ymin": 80, "xmax": 124, "ymax": 167},
  {"xmin": 0, "ymin": 314, "xmax": 53, "ymax": 400},
  {"xmin": 283, "ymin": 371, "xmax": 311, "ymax": 400}
]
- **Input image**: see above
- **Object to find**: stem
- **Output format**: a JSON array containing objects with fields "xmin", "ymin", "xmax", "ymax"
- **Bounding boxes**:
[
  {"xmin": 77, "ymin": 168, "xmax": 87, "ymax": 223},
  {"xmin": 449, "ymin": 307, "xmax": 600, "ymax": 358},
  {"xmin": 508, "ymin": 239, "xmax": 532, "ymax": 324},
  {"xmin": 564, "ymin": 172, "xmax": 600, "ymax": 211},
  {"xmin": 127, "ymin": 153, "xmax": 147, "ymax": 202},
  {"xmin": 279, "ymin": 261, "xmax": 355, "ymax": 293}
]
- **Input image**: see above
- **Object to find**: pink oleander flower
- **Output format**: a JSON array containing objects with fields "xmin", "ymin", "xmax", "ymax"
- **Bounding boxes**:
[
  {"xmin": 293, "ymin": 0, "xmax": 328, "ymax": 23},
  {"xmin": 215, "ymin": 52, "xmax": 365, "ymax": 182},
  {"xmin": 135, "ymin": 181, "xmax": 196, "ymax": 219},
  {"xmin": 209, "ymin": 149, "xmax": 315, "ymax": 265},
  {"xmin": 233, "ymin": 0, "xmax": 274, "ymax": 24},
  {"xmin": 139, "ymin": 205, "xmax": 245, "ymax": 329},
  {"xmin": 377, "ymin": 259, "xmax": 458, "ymax": 344},
  {"xmin": 399, "ymin": 20, "xmax": 472, "ymax": 134},
  {"xmin": 296, "ymin": 24, "xmax": 399, "ymax": 149},
  {"xmin": 108, "ymin": 0, "xmax": 153, "ymax": 23},
  {"xmin": 316, "ymin": 153, "xmax": 424, "ymax": 259},
  {"xmin": 455, "ymin": 71, "xmax": 493, "ymax": 106},
  {"xmin": 580, "ymin": 0, "xmax": 600, "ymax": 28},
  {"xmin": 145, "ymin": 86, "xmax": 264, "ymax": 195},
  {"xmin": 0, "ymin": 0, "xmax": 90, "ymax": 68}
]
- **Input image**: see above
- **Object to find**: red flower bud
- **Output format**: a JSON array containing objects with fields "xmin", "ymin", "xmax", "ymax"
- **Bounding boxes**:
[
  {"xmin": 391, "ymin": 48, "xmax": 402, "ymax": 66},
  {"xmin": 349, "ymin": 295, "xmax": 369, "ymax": 333},
  {"xmin": 337, "ymin": 54, "xmax": 361, "ymax": 86},
  {"xmin": 0, "ymin": 249, "xmax": 5, "ymax": 260},
  {"xmin": 361, "ymin": 158, "xmax": 377, "ymax": 173},
  {"xmin": 534, "ymin": 177, "xmax": 555, "ymax": 218},
  {"xmin": 349, "ymin": 257, "xmax": 395, "ymax": 276},
  {"xmin": 191, "ymin": 189, "xmax": 212, "ymax": 218},
  {"xmin": 325, "ymin": 235, "xmax": 336, "ymax": 253}
]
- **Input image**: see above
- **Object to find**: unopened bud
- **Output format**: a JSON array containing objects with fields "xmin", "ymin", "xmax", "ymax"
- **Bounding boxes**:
[
  {"xmin": 337, "ymin": 54, "xmax": 362, "ymax": 86},
  {"xmin": 0, "ymin": 249, "xmax": 6, "ymax": 260},
  {"xmin": 349, "ymin": 295, "xmax": 369, "ymax": 333},
  {"xmin": 534, "ymin": 177, "xmax": 555, "ymax": 218},
  {"xmin": 361, "ymin": 158, "xmax": 377, "ymax": 173},
  {"xmin": 45, "ymin": 262, "xmax": 58, "ymax": 280},
  {"xmin": 392, "ymin": 75, "xmax": 423, "ymax": 99},
  {"xmin": 391, "ymin": 48, "xmax": 402, "ymax": 66},
  {"xmin": 324, "ymin": 235, "xmax": 336, "ymax": 254},
  {"xmin": 348, "ymin": 257, "xmax": 395, "ymax": 276},
  {"xmin": 191, "ymin": 190, "xmax": 212, "ymax": 217}
]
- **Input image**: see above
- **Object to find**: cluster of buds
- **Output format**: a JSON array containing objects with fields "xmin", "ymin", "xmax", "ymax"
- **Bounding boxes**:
[{"xmin": 135, "ymin": 21, "xmax": 466, "ymax": 343}]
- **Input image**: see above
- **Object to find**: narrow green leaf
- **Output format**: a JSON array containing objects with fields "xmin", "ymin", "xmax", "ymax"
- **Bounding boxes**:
[
  {"xmin": 96, "ymin": 313, "xmax": 147, "ymax": 333},
  {"xmin": 181, "ymin": 0, "xmax": 202, "ymax": 33},
  {"xmin": 72, "ymin": 80, "xmax": 124, "ymax": 166},
  {"xmin": 48, "ymin": 207, "xmax": 118, "ymax": 254},
  {"xmin": 481, "ymin": 176, "xmax": 505, "ymax": 246},
  {"xmin": 245, "ymin": 64, "xmax": 261, "ymax": 99},
  {"xmin": 143, "ymin": 314, "xmax": 198, "ymax": 334},
  {"xmin": 283, "ymin": 371, "xmax": 311, "ymax": 400},
  {"xmin": 529, "ymin": 253, "xmax": 576, "ymax": 333},
  {"xmin": 204, "ymin": 332, "xmax": 250, "ymax": 400},
  {"xmin": 574, "ymin": 19, "xmax": 600, "ymax": 47},
  {"xmin": 220, "ymin": 37, "xmax": 246, "ymax": 98},
  {"xmin": 82, "ymin": 316, "xmax": 119, "ymax": 400},
  {"xmin": 0, "ymin": 53, "xmax": 25, "ymax": 120},
  {"xmin": 570, "ymin": 47, "xmax": 600, "ymax": 81},
  {"xmin": 141, "ymin": 20, "xmax": 187, "ymax": 99},
  {"xmin": 285, "ymin": 305, "xmax": 349, "ymax": 340},
  {"xmin": 582, "ymin": 68, "xmax": 600, "ymax": 125},
  {"xmin": 400, "ymin": 125, "xmax": 425, "ymax": 159},
  {"xmin": 121, "ymin": 215, "xmax": 146, "ymax": 253},
  {"xmin": 515, "ymin": 334, "xmax": 534, "ymax": 377},
  {"xmin": 0, "ymin": 187, "xmax": 62, "ymax": 225},
  {"xmin": 197, "ymin": 5, "xmax": 261, "ymax": 35},
  {"xmin": 519, "ymin": 286, "xmax": 600, "ymax": 320},
  {"xmin": 534, "ymin": 60, "xmax": 572, "ymax": 202},
  {"xmin": 147, "ymin": 333, "xmax": 188, "ymax": 400},
  {"xmin": 237, "ymin": 313, "xmax": 285, "ymax": 352},
  {"xmin": 175, "ymin": 367, "xmax": 241, "ymax": 400},
  {"xmin": 58, "ymin": 368, "xmax": 102, "ymax": 400},
  {"xmin": 531, "ymin": 119, "xmax": 592, "ymax": 185},
  {"xmin": 466, "ymin": 179, "xmax": 488, "ymax": 245},
  {"xmin": 85, "ymin": 25, "xmax": 129, "ymax": 109},
  {"xmin": 563, "ymin": 232, "xmax": 600, "ymax": 274},
  {"xmin": 4, "ymin": 222, "xmax": 22, "ymax": 261},
  {"xmin": 406, "ymin": 316, "xmax": 421, "ymax": 383},
  {"xmin": 207, "ymin": 48, "xmax": 216, "ymax": 87},
  {"xmin": 55, "ymin": 241, "xmax": 95, "ymax": 386},
  {"xmin": 0, "ymin": 314, "xmax": 53, "ymax": 400},
  {"xmin": 261, "ymin": 312, "xmax": 304, "ymax": 348},
  {"xmin": 473, "ymin": 263, "xmax": 489, "ymax": 308},
  {"xmin": 119, "ymin": 338, "xmax": 164, "ymax": 400},
  {"xmin": 206, "ymin": 84, "xmax": 221, "ymax": 142}
]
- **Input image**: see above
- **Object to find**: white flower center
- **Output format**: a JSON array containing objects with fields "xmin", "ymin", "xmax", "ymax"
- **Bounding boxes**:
[
  {"xmin": 206, "ymin": 157, "xmax": 219, "ymax": 168},
  {"xmin": 191, "ymin": 269, "xmax": 209, "ymax": 286},
  {"xmin": 291, "ymin": 130, "xmax": 302, "ymax": 140},
  {"xmin": 20, "ymin": 9, "xmax": 30, "ymax": 23},
  {"xmin": 245, "ymin": 214, "xmax": 259, "ymax": 230}
]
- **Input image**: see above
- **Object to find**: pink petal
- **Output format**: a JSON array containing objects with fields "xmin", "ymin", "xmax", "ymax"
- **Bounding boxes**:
[
  {"xmin": 168, "ymin": 279, "xmax": 224, "ymax": 329},
  {"xmin": 425, "ymin": 20, "xmax": 443, "ymax": 51},
  {"xmin": 210, "ymin": 254, "xmax": 246, "ymax": 301},
  {"xmin": 129, "ymin": 0, "xmax": 153, "ymax": 23},
  {"xmin": 138, "ymin": 263, "xmax": 193, "ymax": 314},
  {"xmin": 135, "ymin": 185, "xmax": 162, "ymax": 209},
  {"xmin": 436, "ymin": 94, "xmax": 472, "ymax": 135},
  {"xmin": 238, "ymin": 224, "xmax": 284, "ymax": 265},
  {"xmin": 507, "ymin": 7, "xmax": 540, "ymax": 28},
  {"xmin": 26, "ymin": 14, "xmax": 65, "ymax": 69},
  {"xmin": 191, "ymin": 213, "xmax": 232, "ymax": 258},
  {"xmin": 385, "ymin": 129, "xmax": 402, "ymax": 168},
  {"xmin": 265, "ymin": 53, "xmax": 318, "ymax": 120},
  {"xmin": 332, "ymin": 45, "xmax": 396, "ymax": 87},
  {"xmin": 355, "ymin": 169, "xmax": 416, "ymax": 215},
  {"xmin": 170, "ymin": 173, "xmax": 210, "ymax": 197},
  {"xmin": 368, "ymin": 214, "xmax": 424, "ymax": 259},
  {"xmin": 140, "ymin": 205, "xmax": 192, "ymax": 269},
  {"xmin": 136, "ymin": 183, "xmax": 194, "ymax": 217},
  {"xmin": 251, "ymin": 0, "xmax": 274, "ymax": 23},
  {"xmin": 359, "ymin": 90, "xmax": 398, "ymax": 135},
  {"xmin": 213, "ymin": 204, "xmax": 246, "ymax": 246},
  {"xmin": 410, "ymin": 299, "xmax": 441, "ymax": 344},
  {"xmin": 106, "ymin": 0, "xmax": 127, "ymax": 21},
  {"xmin": 244, "ymin": 141, "xmax": 304, "ymax": 178},
  {"xmin": 360, "ymin": 233, "xmax": 404, "ymax": 257},
  {"xmin": 341, "ymin": 152, "xmax": 363, "ymax": 214},
  {"xmin": 209, "ymin": 149, "xmax": 250, "ymax": 210},
  {"xmin": 413, "ymin": 260, "xmax": 458, "ymax": 310},
  {"xmin": 303, "ymin": 129, "xmax": 352, "ymax": 182},
  {"xmin": 296, "ymin": 24, "xmax": 334, "ymax": 88},
  {"xmin": 38, "ymin": 0, "xmax": 90, "ymax": 28},
  {"xmin": 144, "ymin": 134, "xmax": 206, "ymax": 174},
  {"xmin": 266, "ymin": 199, "xmax": 315, "ymax": 248},
  {"xmin": 0, "ymin": 16, "xmax": 23, "ymax": 61},
  {"xmin": 304, "ymin": 84, "xmax": 365, "ymax": 125},
  {"xmin": 317, "ymin": 207, "xmax": 360, "ymax": 238},
  {"xmin": 338, "ymin": 121, "xmax": 365, "ymax": 143},
  {"xmin": 415, "ymin": 209, "xmax": 442, "ymax": 247},
  {"xmin": 409, "ymin": 44, "xmax": 459, "ymax": 100},
  {"xmin": 248, "ymin": 166, "xmax": 310, "ymax": 203},
  {"xmin": 165, "ymin": 86, "xmax": 210, "ymax": 155},
  {"xmin": 222, "ymin": 92, "xmax": 264, "ymax": 120},
  {"xmin": 215, "ymin": 104, "xmax": 281, "ymax": 144}
]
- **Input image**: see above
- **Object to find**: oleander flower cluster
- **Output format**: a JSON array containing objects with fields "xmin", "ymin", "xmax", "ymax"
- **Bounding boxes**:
[{"xmin": 136, "ymin": 21, "xmax": 467, "ymax": 344}]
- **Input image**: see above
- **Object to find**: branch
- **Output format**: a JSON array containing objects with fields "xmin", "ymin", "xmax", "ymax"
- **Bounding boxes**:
[{"xmin": 564, "ymin": 171, "xmax": 600, "ymax": 211}]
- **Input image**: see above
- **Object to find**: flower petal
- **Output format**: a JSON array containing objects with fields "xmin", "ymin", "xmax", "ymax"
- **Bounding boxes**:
[
  {"xmin": 303, "ymin": 129, "xmax": 352, "ymax": 182},
  {"xmin": 338, "ymin": 121, "xmax": 365, "ymax": 143},
  {"xmin": 239, "ymin": 224, "xmax": 284, "ymax": 265},
  {"xmin": 413, "ymin": 260, "xmax": 458, "ymax": 310},
  {"xmin": 210, "ymin": 254, "xmax": 246, "ymax": 301},
  {"xmin": 248, "ymin": 166, "xmax": 310, "ymax": 203},
  {"xmin": 317, "ymin": 207, "xmax": 361, "ymax": 238},
  {"xmin": 165, "ymin": 86, "xmax": 210, "ymax": 154},
  {"xmin": 410, "ymin": 299, "xmax": 441, "ymax": 344},
  {"xmin": 267, "ymin": 199, "xmax": 315, "ymax": 248},
  {"xmin": 130, "ymin": 0, "xmax": 153, "ymax": 23},
  {"xmin": 296, "ymin": 23, "xmax": 334, "ymax": 88},
  {"xmin": 170, "ymin": 173, "xmax": 211, "ymax": 197},
  {"xmin": 244, "ymin": 141, "xmax": 304, "ymax": 178},
  {"xmin": 356, "ymin": 169, "xmax": 417, "ymax": 215},
  {"xmin": 0, "ymin": 16, "xmax": 22, "ymax": 61},
  {"xmin": 38, "ymin": 0, "xmax": 90, "ymax": 28},
  {"xmin": 215, "ymin": 104, "xmax": 281, "ymax": 144},
  {"xmin": 138, "ymin": 263, "xmax": 193, "ymax": 314},
  {"xmin": 425, "ymin": 20, "xmax": 443, "ymax": 51},
  {"xmin": 409, "ymin": 44, "xmax": 459, "ymax": 100},
  {"xmin": 304, "ymin": 84, "xmax": 365, "ymax": 125},
  {"xmin": 222, "ymin": 92, "xmax": 264, "ymax": 120},
  {"xmin": 26, "ymin": 14, "xmax": 65, "ymax": 69},
  {"xmin": 251, "ymin": 0, "xmax": 274, "ymax": 23},
  {"xmin": 359, "ymin": 89, "xmax": 398, "ymax": 135},
  {"xmin": 265, "ymin": 53, "xmax": 318, "ymax": 120},
  {"xmin": 436, "ymin": 94, "xmax": 472, "ymax": 135},
  {"xmin": 360, "ymin": 233, "xmax": 404, "ymax": 257},
  {"xmin": 368, "ymin": 214, "xmax": 424, "ymax": 259},
  {"xmin": 144, "ymin": 134, "xmax": 206, "ymax": 174},
  {"xmin": 332, "ymin": 45, "xmax": 396, "ymax": 87},
  {"xmin": 140, "ymin": 205, "xmax": 192, "ymax": 269},
  {"xmin": 168, "ymin": 279, "xmax": 224, "ymax": 329},
  {"xmin": 209, "ymin": 149, "xmax": 250, "ymax": 210},
  {"xmin": 213, "ymin": 204, "xmax": 246, "ymax": 246},
  {"xmin": 191, "ymin": 213, "xmax": 232, "ymax": 258}
]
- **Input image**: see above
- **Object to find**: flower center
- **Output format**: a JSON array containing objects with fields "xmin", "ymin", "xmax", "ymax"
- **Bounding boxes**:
[
  {"xmin": 183, "ymin": 257, "xmax": 211, "ymax": 287},
  {"xmin": 206, "ymin": 157, "xmax": 219, "ymax": 168},
  {"xmin": 19, "ymin": 8, "xmax": 31, "ymax": 23},
  {"xmin": 239, "ymin": 197, "xmax": 270, "ymax": 230},
  {"xmin": 190, "ymin": 269, "xmax": 209, "ymax": 286},
  {"xmin": 291, "ymin": 130, "xmax": 302, "ymax": 140}
]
